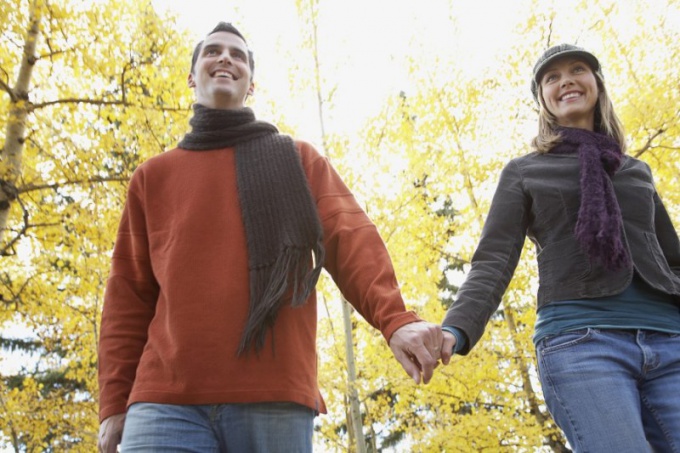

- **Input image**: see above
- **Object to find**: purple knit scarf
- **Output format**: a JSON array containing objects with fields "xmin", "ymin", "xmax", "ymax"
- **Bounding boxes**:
[{"xmin": 550, "ymin": 127, "xmax": 631, "ymax": 271}]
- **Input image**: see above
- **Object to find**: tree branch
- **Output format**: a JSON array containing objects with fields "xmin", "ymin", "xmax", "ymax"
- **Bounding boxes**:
[
  {"xmin": 143, "ymin": 111, "xmax": 168, "ymax": 153},
  {"xmin": 29, "ymin": 97, "xmax": 190, "ymax": 112},
  {"xmin": 38, "ymin": 44, "xmax": 81, "ymax": 61},
  {"xmin": 633, "ymin": 128, "xmax": 666, "ymax": 158},
  {"xmin": 30, "ymin": 98, "xmax": 127, "ymax": 109},
  {"xmin": 0, "ymin": 77, "xmax": 17, "ymax": 102},
  {"xmin": 0, "ymin": 194, "xmax": 30, "ymax": 256},
  {"xmin": 18, "ymin": 175, "xmax": 131, "ymax": 195}
]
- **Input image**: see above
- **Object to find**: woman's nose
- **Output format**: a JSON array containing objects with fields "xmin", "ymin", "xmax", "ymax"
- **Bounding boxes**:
[{"xmin": 560, "ymin": 75, "xmax": 574, "ymax": 87}]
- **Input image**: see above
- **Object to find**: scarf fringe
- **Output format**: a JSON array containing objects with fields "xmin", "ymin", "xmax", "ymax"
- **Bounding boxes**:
[
  {"xmin": 574, "ymin": 158, "xmax": 629, "ymax": 271},
  {"xmin": 237, "ymin": 242, "xmax": 325, "ymax": 355}
]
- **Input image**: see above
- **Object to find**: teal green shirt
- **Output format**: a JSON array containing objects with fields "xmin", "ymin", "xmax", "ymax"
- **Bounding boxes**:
[{"xmin": 534, "ymin": 274, "xmax": 680, "ymax": 345}]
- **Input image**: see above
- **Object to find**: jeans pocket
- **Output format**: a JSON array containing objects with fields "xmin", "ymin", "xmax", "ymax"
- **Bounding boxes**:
[{"xmin": 537, "ymin": 328, "xmax": 595, "ymax": 355}]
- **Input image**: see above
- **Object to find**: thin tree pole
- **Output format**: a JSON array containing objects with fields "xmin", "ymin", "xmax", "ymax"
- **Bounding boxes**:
[
  {"xmin": 342, "ymin": 297, "xmax": 367, "ymax": 453},
  {"xmin": 295, "ymin": 0, "xmax": 368, "ymax": 450}
]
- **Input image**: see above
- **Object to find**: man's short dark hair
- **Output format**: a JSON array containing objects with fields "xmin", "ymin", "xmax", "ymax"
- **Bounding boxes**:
[{"xmin": 190, "ymin": 22, "xmax": 255, "ymax": 78}]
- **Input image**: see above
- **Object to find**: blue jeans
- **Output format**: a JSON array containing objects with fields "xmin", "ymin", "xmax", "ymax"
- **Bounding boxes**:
[
  {"xmin": 537, "ymin": 328, "xmax": 680, "ymax": 453},
  {"xmin": 120, "ymin": 402, "xmax": 315, "ymax": 452}
]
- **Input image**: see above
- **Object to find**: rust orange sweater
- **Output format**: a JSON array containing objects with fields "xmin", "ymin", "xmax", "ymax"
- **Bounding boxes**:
[{"xmin": 98, "ymin": 140, "xmax": 420, "ymax": 421}]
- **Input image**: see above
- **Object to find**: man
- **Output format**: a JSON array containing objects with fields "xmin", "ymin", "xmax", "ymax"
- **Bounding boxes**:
[{"xmin": 98, "ymin": 22, "xmax": 443, "ymax": 452}]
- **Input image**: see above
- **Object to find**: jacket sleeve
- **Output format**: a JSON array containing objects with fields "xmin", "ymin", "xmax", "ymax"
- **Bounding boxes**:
[
  {"xmin": 98, "ymin": 171, "xmax": 159, "ymax": 422},
  {"xmin": 442, "ymin": 159, "xmax": 530, "ymax": 354},
  {"xmin": 653, "ymin": 190, "xmax": 680, "ymax": 278},
  {"xmin": 300, "ymin": 144, "xmax": 421, "ymax": 343}
]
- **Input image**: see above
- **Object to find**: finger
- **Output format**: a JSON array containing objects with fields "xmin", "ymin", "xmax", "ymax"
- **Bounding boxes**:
[
  {"xmin": 109, "ymin": 439, "xmax": 120, "ymax": 453},
  {"xmin": 432, "ymin": 327, "xmax": 444, "ymax": 352},
  {"xmin": 428, "ymin": 327, "xmax": 444, "ymax": 362},
  {"xmin": 399, "ymin": 350, "xmax": 423, "ymax": 384},
  {"xmin": 441, "ymin": 333, "xmax": 456, "ymax": 365},
  {"xmin": 409, "ymin": 343, "xmax": 438, "ymax": 384},
  {"xmin": 98, "ymin": 430, "xmax": 107, "ymax": 453},
  {"xmin": 431, "ymin": 344, "xmax": 442, "ymax": 362},
  {"xmin": 420, "ymin": 358, "xmax": 436, "ymax": 384},
  {"xmin": 393, "ymin": 346, "xmax": 424, "ymax": 384},
  {"xmin": 102, "ymin": 434, "xmax": 121, "ymax": 453}
]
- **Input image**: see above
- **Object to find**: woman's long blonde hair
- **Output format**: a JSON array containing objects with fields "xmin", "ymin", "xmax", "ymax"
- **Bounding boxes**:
[{"xmin": 531, "ymin": 69, "xmax": 627, "ymax": 153}]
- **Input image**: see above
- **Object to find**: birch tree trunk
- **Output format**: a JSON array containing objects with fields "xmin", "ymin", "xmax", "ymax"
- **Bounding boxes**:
[
  {"xmin": 0, "ymin": 0, "xmax": 42, "ymax": 246},
  {"xmin": 343, "ymin": 299, "xmax": 367, "ymax": 453},
  {"xmin": 294, "ymin": 0, "xmax": 368, "ymax": 450}
]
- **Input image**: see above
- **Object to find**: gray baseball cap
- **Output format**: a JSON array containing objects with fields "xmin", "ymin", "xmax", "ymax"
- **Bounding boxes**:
[{"xmin": 531, "ymin": 43, "xmax": 600, "ymax": 103}]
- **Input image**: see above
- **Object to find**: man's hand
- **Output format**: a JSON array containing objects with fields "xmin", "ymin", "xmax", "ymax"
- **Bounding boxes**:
[
  {"xmin": 98, "ymin": 413, "xmax": 126, "ymax": 453},
  {"xmin": 389, "ymin": 321, "xmax": 443, "ymax": 384},
  {"xmin": 441, "ymin": 330, "xmax": 457, "ymax": 365}
]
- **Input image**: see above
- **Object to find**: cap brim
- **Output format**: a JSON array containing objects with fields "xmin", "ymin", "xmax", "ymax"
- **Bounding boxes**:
[{"xmin": 534, "ymin": 50, "xmax": 600, "ymax": 84}]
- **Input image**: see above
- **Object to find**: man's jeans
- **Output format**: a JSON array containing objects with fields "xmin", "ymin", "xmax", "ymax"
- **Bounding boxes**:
[
  {"xmin": 537, "ymin": 328, "xmax": 680, "ymax": 452},
  {"xmin": 120, "ymin": 402, "xmax": 315, "ymax": 452}
]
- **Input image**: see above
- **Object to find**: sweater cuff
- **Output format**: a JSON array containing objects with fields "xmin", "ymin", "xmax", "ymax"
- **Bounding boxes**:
[
  {"xmin": 382, "ymin": 311, "xmax": 423, "ymax": 344},
  {"xmin": 442, "ymin": 326, "xmax": 468, "ymax": 355}
]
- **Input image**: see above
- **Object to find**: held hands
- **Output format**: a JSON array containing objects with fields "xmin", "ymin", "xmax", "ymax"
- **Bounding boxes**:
[
  {"xmin": 389, "ymin": 322, "xmax": 459, "ymax": 384},
  {"xmin": 98, "ymin": 413, "xmax": 126, "ymax": 453},
  {"xmin": 389, "ymin": 321, "xmax": 445, "ymax": 384}
]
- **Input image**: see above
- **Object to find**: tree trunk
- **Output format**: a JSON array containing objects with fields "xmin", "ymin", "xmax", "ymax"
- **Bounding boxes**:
[
  {"xmin": 504, "ymin": 307, "xmax": 569, "ymax": 452},
  {"xmin": 343, "ymin": 299, "xmax": 367, "ymax": 453},
  {"xmin": 0, "ymin": 0, "xmax": 42, "ymax": 245}
]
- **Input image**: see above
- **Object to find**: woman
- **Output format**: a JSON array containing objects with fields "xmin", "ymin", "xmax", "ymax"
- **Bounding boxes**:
[{"xmin": 440, "ymin": 44, "xmax": 680, "ymax": 452}]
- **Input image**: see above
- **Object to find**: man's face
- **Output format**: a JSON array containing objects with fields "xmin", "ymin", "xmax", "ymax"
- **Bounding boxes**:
[{"xmin": 188, "ymin": 31, "xmax": 254, "ymax": 110}]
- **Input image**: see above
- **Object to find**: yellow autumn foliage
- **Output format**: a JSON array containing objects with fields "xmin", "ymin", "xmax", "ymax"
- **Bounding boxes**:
[{"xmin": 1, "ymin": 0, "xmax": 678, "ymax": 451}]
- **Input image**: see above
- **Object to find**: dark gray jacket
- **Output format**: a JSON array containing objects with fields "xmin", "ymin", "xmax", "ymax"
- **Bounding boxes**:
[{"xmin": 443, "ymin": 152, "xmax": 680, "ymax": 354}]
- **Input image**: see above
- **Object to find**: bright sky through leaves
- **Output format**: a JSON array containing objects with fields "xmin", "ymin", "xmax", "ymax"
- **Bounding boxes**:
[{"xmin": 151, "ymin": 0, "xmax": 523, "ymax": 140}]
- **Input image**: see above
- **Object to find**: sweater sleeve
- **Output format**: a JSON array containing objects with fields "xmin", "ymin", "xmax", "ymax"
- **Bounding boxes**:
[
  {"xmin": 300, "ymin": 143, "xmax": 421, "ymax": 343},
  {"xmin": 442, "ymin": 159, "xmax": 530, "ymax": 354},
  {"xmin": 98, "ymin": 170, "xmax": 159, "ymax": 422}
]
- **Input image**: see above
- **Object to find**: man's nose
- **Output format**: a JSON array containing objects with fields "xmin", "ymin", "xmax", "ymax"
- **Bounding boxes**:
[{"xmin": 217, "ymin": 52, "xmax": 232, "ymax": 64}]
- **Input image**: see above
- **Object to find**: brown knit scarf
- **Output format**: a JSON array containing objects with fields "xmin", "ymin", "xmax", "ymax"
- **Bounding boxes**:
[{"xmin": 179, "ymin": 104, "xmax": 325, "ymax": 355}]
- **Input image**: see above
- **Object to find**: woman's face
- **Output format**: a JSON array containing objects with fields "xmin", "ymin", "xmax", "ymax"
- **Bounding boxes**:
[{"xmin": 540, "ymin": 57, "xmax": 599, "ymax": 130}]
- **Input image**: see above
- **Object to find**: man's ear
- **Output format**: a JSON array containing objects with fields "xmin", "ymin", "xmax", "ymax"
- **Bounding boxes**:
[{"xmin": 188, "ymin": 73, "xmax": 196, "ymax": 88}]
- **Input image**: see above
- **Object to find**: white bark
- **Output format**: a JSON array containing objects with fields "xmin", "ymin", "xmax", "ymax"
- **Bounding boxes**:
[{"xmin": 0, "ymin": 0, "xmax": 42, "ymax": 245}]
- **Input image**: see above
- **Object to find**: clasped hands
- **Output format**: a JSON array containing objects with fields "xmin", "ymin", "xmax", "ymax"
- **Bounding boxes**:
[{"xmin": 388, "ymin": 322, "xmax": 457, "ymax": 384}]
